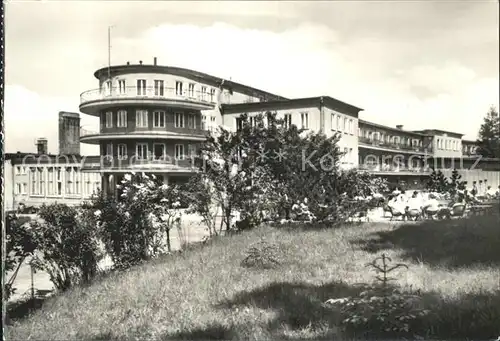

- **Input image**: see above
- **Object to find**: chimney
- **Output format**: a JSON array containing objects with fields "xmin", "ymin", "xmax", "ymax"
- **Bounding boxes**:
[
  {"xmin": 58, "ymin": 111, "xmax": 81, "ymax": 155},
  {"xmin": 126, "ymin": 61, "xmax": 130, "ymax": 65},
  {"xmin": 139, "ymin": 60, "xmax": 143, "ymax": 65},
  {"xmin": 396, "ymin": 125, "xmax": 404, "ymax": 130},
  {"xmin": 36, "ymin": 138, "xmax": 48, "ymax": 154},
  {"xmin": 153, "ymin": 57, "xmax": 157, "ymax": 65}
]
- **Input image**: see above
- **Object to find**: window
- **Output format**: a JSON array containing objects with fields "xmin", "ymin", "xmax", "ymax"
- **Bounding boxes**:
[
  {"xmin": 136, "ymin": 143, "xmax": 149, "ymax": 160},
  {"xmin": 202, "ymin": 115, "xmax": 207, "ymax": 130},
  {"xmin": 39, "ymin": 168, "xmax": 45, "ymax": 195},
  {"xmin": 22, "ymin": 183, "xmax": 27, "ymax": 194},
  {"xmin": 16, "ymin": 183, "xmax": 21, "ymax": 195},
  {"xmin": 175, "ymin": 81, "xmax": 183, "ymax": 96},
  {"xmin": 106, "ymin": 143, "xmax": 113, "ymax": 157},
  {"xmin": 336, "ymin": 115, "xmax": 341, "ymax": 131},
  {"xmin": 154, "ymin": 80, "xmax": 164, "ymax": 96},
  {"xmin": 137, "ymin": 79, "xmax": 146, "ymax": 96},
  {"xmin": 85, "ymin": 174, "xmax": 91, "ymax": 196},
  {"xmin": 65, "ymin": 167, "xmax": 73, "ymax": 195},
  {"xmin": 187, "ymin": 114, "xmax": 196, "ymax": 129},
  {"xmin": 236, "ymin": 117, "xmax": 244, "ymax": 131},
  {"xmin": 117, "ymin": 144, "xmax": 127, "ymax": 160},
  {"xmin": 175, "ymin": 144, "xmax": 185, "ymax": 160},
  {"xmin": 284, "ymin": 113, "xmax": 292, "ymax": 128},
  {"xmin": 175, "ymin": 112, "xmax": 185, "ymax": 128},
  {"xmin": 30, "ymin": 168, "xmax": 36, "ymax": 195},
  {"xmin": 188, "ymin": 83, "xmax": 195, "ymax": 98},
  {"xmin": 301, "ymin": 112, "xmax": 309, "ymax": 129},
  {"xmin": 349, "ymin": 119, "xmax": 354, "ymax": 134},
  {"xmin": 210, "ymin": 88, "xmax": 216, "ymax": 102},
  {"xmin": 201, "ymin": 86, "xmax": 207, "ymax": 101},
  {"xmin": 105, "ymin": 111, "xmax": 113, "ymax": 128},
  {"xmin": 118, "ymin": 80, "xmax": 126, "ymax": 94},
  {"xmin": 136, "ymin": 110, "xmax": 148, "ymax": 128},
  {"xmin": 48, "ymin": 167, "xmax": 54, "ymax": 195},
  {"xmin": 343, "ymin": 117, "xmax": 348, "ymax": 133},
  {"xmin": 15, "ymin": 166, "xmax": 20, "ymax": 175},
  {"xmin": 75, "ymin": 168, "xmax": 81, "ymax": 194},
  {"xmin": 153, "ymin": 143, "xmax": 165, "ymax": 160},
  {"xmin": 249, "ymin": 116, "xmax": 255, "ymax": 127},
  {"xmin": 153, "ymin": 111, "xmax": 166, "ymax": 128},
  {"xmin": 56, "ymin": 168, "xmax": 62, "ymax": 195},
  {"xmin": 349, "ymin": 148, "xmax": 353, "ymax": 163},
  {"xmin": 331, "ymin": 113, "xmax": 335, "ymax": 130},
  {"xmin": 104, "ymin": 80, "xmax": 112, "ymax": 96},
  {"xmin": 117, "ymin": 110, "xmax": 127, "ymax": 127}
]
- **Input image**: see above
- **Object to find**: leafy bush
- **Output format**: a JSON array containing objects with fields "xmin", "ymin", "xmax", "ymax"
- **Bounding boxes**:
[
  {"xmin": 5, "ymin": 214, "xmax": 38, "ymax": 300},
  {"xmin": 92, "ymin": 173, "xmax": 184, "ymax": 269},
  {"xmin": 29, "ymin": 203, "xmax": 103, "ymax": 291},
  {"xmin": 241, "ymin": 240, "xmax": 282, "ymax": 269}
]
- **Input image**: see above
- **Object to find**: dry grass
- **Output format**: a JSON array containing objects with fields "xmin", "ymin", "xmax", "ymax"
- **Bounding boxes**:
[{"xmin": 6, "ymin": 213, "xmax": 500, "ymax": 340}]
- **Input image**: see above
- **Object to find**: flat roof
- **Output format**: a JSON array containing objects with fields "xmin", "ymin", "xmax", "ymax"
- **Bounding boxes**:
[
  {"xmin": 93, "ymin": 64, "xmax": 288, "ymax": 102},
  {"xmin": 221, "ymin": 96, "xmax": 363, "ymax": 117},
  {"xmin": 358, "ymin": 119, "xmax": 430, "ymax": 137},
  {"xmin": 412, "ymin": 129, "xmax": 464, "ymax": 138}
]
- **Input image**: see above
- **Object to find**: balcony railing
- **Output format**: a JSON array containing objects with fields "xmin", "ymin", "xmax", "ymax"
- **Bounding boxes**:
[
  {"xmin": 358, "ymin": 136, "xmax": 432, "ymax": 153},
  {"xmin": 80, "ymin": 127, "xmax": 207, "ymax": 138},
  {"xmin": 81, "ymin": 155, "xmax": 196, "ymax": 171},
  {"xmin": 359, "ymin": 163, "xmax": 432, "ymax": 174},
  {"xmin": 80, "ymin": 128, "xmax": 99, "ymax": 138},
  {"xmin": 80, "ymin": 86, "xmax": 217, "ymax": 106}
]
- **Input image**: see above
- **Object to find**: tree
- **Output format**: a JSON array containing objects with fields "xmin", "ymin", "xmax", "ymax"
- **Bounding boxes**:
[
  {"xmin": 190, "ymin": 113, "xmax": 275, "ymax": 232},
  {"xmin": 448, "ymin": 168, "xmax": 466, "ymax": 196},
  {"xmin": 92, "ymin": 173, "xmax": 184, "ymax": 269},
  {"xmin": 30, "ymin": 203, "xmax": 103, "ymax": 291},
  {"xmin": 477, "ymin": 106, "xmax": 500, "ymax": 158},
  {"xmin": 426, "ymin": 169, "xmax": 449, "ymax": 193}
]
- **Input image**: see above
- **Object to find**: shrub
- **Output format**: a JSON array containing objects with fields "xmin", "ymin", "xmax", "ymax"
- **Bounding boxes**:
[
  {"xmin": 324, "ymin": 254, "xmax": 431, "ymax": 338},
  {"xmin": 5, "ymin": 214, "xmax": 38, "ymax": 300},
  {"xmin": 92, "ymin": 173, "xmax": 184, "ymax": 269},
  {"xmin": 241, "ymin": 240, "xmax": 282, "ymax": 269},
  {"xmin": 29, "ymin": 203, "xmax": 103, "ymax": 292}
]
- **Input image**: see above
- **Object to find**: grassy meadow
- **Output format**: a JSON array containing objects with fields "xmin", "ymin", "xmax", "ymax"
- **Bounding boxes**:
[{"xmin": 6, "ymin": 212, "xmax": 500, "ymax": 340}]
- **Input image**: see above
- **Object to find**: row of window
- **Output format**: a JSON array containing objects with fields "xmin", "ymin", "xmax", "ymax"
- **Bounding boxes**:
[
  {"xmin": 103, "ymin": 110, "xmax": 198, "ymax": 129},
  {"xmin": 436, "ymin": 138, "xmax": 461, "ymax": 151},
  {"xmin": 360, "ymin": 130, "xmax": 424, "ymax": 147},
  {"xmin": 27, "ymin": 167, "xmax": 100, "ymax": 197},
  {"xmin": 236, "ymin": 112, "xmax": 310, "ymax": 130},
  {"xmin": 102, "ymin": 79, "xmax": 217, "ymax": 101},
  {"xmin": 331, "ymin": 113, "xmax": 355, "ymax": 135},
  {"xmin": 463, "ymin": 145, "xmax": 478, "ymax": 154},
  {"xmin": 104, "ymin": 142, "xmax": 196, "ymax": 161}
]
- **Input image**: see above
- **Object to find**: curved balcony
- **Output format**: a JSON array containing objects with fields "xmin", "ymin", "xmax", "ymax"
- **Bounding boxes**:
[
  {"xmin": 79, "ymin": 128, "xmax": 207, "ymax": 144},
  {"xmin": 81, "ymin": 155, "xmax": 197, "ymax": 174},
  {"xmin": 79, "ymin": 86, "xmax": 216, "ymax": 114}
]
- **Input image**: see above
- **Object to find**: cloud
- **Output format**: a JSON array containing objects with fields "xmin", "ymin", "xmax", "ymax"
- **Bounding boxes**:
[{"xmin": 4, "ymin": 85, "xmax": 99, "ymax": 155}]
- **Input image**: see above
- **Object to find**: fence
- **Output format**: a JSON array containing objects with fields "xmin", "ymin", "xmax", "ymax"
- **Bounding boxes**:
[{"xmin": 441, "ymin": 169, "xmax": 500, "ymax": 192}]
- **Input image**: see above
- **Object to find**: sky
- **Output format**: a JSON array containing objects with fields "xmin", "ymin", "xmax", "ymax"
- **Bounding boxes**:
[{"xmin": 4, "ymin": 0, "xmax": 499, "ymax": 155}]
